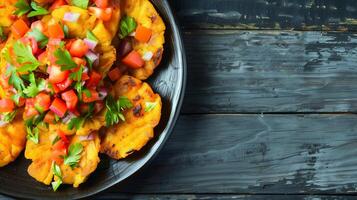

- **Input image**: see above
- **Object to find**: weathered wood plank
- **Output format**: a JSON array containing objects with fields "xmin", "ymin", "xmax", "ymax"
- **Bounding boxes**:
[
  {"xmin": 169, "ymin": 0, "xmax": 357, "ymax": 31},
  {"xmin": 104, "ymin": 114, "xmax": 357, "ymax": 194},
  {"xmin": 96, "ymin": 194, "xmax": 357, "ymax": 200},
  {"xmin": 182, "ymin": 30, "xmax": 357, "ymax": 113}
]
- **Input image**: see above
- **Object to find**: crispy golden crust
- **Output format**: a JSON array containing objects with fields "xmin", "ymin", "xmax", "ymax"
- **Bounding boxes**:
[
  {"xmin": 25, "ymin": 130, "xmax": 101, "ymax": 187},
  {"xmin": 100, "ymin": 75, "xmax": 161, "ymax": 159},
  {"xmin": 120, "ymin": 0, "xmax": 166, "ymax": 80},
  {"xmin": 0, "ymin": 113, "xmax": 26, "ymax": 167},
  {"xmin": 0, "ymin": 0, "xmax": 17, "ymax": 28}
]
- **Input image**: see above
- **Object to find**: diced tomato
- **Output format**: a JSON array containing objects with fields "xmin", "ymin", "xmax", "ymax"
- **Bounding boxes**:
[
  {"xmin": 48, "ymin": 65, "xmax": 70, "ymax": 84},
  {"xmin": 94, "ymin": 0, "xmax": 108, "ymax": 8},
  {"xmin": 24, "ymin": 98, "xmax": 39, "ymax": 118},
  {"xmin": 34, "ymin": 93, "xmax": 51, "ymax": 113},
  {"xmin": 61, "ymin": 90, "xmax": 78, "ymax": 110},
  {"xmin": 11, "ymin": 19, "xmax": 29, "ymax": 39},
  {"xmin": 86, "ymin": 71, "xmax": 102, "ymax": 88},
  {"xmin": 82, "ymin": 73, "xmax": 90, "ymax": 81},
  {"xmin": 50, "ymin": 0, "xmax": 67, "ymax": 10},
  {"xmin": 47, "ymin": 20, "xmax": 64, "ymax": 39},
  {"xmin": 108, "ymin": 67, "xmax": 121, "ymax": 81},
  {"xmin": 51, "ymin": 139, "xmax": 68, "ymax": 164},
  {"xmin": 50, "ymin": 98, "xmax": 68, "ymax": 118},
  {"xmin": 82, "ymin": 89, "xmax": 99, "ymax": 103},
  {"xmin": 18, "ymin": 97, "xmax": 26, "ymax": 107},
  {"xmin": 31, "ymin": 20, "xmax": 45, "ymax": 32},
  {"xmin": 57, "ymin": 130, "xmax": 69, "ymax": 144},
  {"xmin": 0, "ymin": 99, "xmax": 14, "ymax": 113},
  {"xmin": 56, "ymin": 78, "xmax": 73, "ymax": 91},
  {"xmin": 20, "ymin": 37, "xmax": 38, "ymax": 54},
  {"xmin": 122, "ymin": 50, "xmax": 145, "ymax": 69},
  {"xmin": 51, "ymin": 149, "xmax": 64, "ymax": 165},
  {"xmin": 69, "ymin": 39, "xmax": 88, "ymax": 57},
  {"xmin": 135, "ymin": 25, "xmax": 152, "ymax": 43},
  {"xmin": 44, "ymin": 111, "xmax": 56, "ymax": 124},
  {"xmin": 94, "ymin": 100, "xmax": 104, "ymax": 113},
  {"xmin": 70, "ymin": 108, "xmax": 80, "ymax": 116},
  {"xmin": 79, "ymin": 103, "xmax": 89, "ymax": 114},
  {"xmin": 37, "ymin": 51, "xmax": 47, "ymax": 63},
  {"xmin": 50, "ymin": 83, "xmax": 61, "ymax": 94},
  {"xmin": 72, "ymin": 57, "xmax": 87, "ymax": 67},
  {"xmin": 89, "ymin": 7, "xmax": 112, "ymax": 21}
]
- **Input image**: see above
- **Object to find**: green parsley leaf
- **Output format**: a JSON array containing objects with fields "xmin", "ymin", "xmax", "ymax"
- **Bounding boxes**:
[
  {"xmin": 52, "ymin": 162, "xmax": 62, "ymax": 179},
  {"xmin": 26, "ymin": 126, "xmax": 39, "ymax": 144},
  {"xmin": 0, "ymin": 27, "xmax": 7, "ymax": 42},
  {"xmin": 64, "ymin": 143, "xmax": 83, "ymax": 169},
  {"xmin": 28, "ymin": 1, "xmax": 49, "ymax": 17},
  {"xmin": 63, "ymin": 24, "xmax": 69, "ymax": 38},
  {"xmin": 11, "ymin": 93, "xmax": 22, "ymax": 106},
  {"xmin": 6, "ymin": 64, "xmax": 25, "ymax": 92},
  {"xmin": 54, "ymin": 48, "xmax": 77, "ymax": 70},
  {"xmin": 3, "ymin": 111, "xmax": 17, "ymax": 123},
  {"xmin": 67, "ymin": 117, "xmax": 85, "ymax": 131},
  {"xmin": 51, "ymin": 179, "xmax": 62, "ymax": 192},
  {"xmin": 52, "ymin": 135, "xmax": 61, "ymax": 145},
  {"xmin": 13, "ymin": 41, "xmax": 40, "ymax": 73},
  {"xmin": 28, "ymin": 28, "xmax": 49, "ymax": 49},
  {"xmin": 14, "ymin": 0, "xmax": 31, "ymax": 17},
  {"xmin": 70, "ymin": 0, "xmax": 89, "ymax": 9},
  {"xmin": 86, "ymin": 30, "xmax": 98, "ymax": 42},
  {"xmin": 105, "ymin": 95, "xmax": 133, "ymax": 127},
  {"xmin": 119, "ymin": 16, "xmax": 137, "ymax": 39},
  {"xmin": 23, "ymin": 73, "xmax": 46, "ymax": 98},
  {"xmin": 145, "ymin": 102, "xmax": 157, "ymax": 112},
  {"xmin": 73, "ymin": 81, "xmax": 83, "ymax": 100},
  {"xmin": 69, "ymin": 65, "xmax": 83, "ymax": 81}
]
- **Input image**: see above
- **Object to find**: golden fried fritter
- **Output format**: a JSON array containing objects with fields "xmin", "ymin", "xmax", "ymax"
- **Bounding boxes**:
[
  {"xmin": 100, "ymin": 75, "xmax": 161, "ymax": 159},
  {"xmin": 0, "ymin": 113, "xmax": 26, "ymax": 167},
  {"xmin": 25, "ymin": 129, "xmax": 101, "ymax": 187},
  {"xmin": 120, "ymin": 0, "xmax": 166, "ymax": 80},
  {"xmin": 0, "ymin": 0, "xmax": 17, "ymax": 28}
]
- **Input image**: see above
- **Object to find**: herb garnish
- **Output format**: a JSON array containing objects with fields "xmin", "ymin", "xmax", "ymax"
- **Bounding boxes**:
[
  {"xmin": 28, "ymin": 28, "xmax": 49, "ymax": 49},
  {"xmin": 54, "ymin": 48, "xmax": 77, "ymax": 71},
  {"xmin": 51, "ymin": 162, "xmax": 62, "ymax": 192},
  {"xmin": 64, "ymin": 143, "xmax": 83, "ymax": 169},
  {"xmin": 23, "ymin": 73, "xmax": 46, "ymax": 98},
  {"xmin": 13, "ymin": 41, "xmax": 40, "ymax": 72},
  {"xmin": 119, "ymin": 16, "xmax": 137, "ymax": 39},
  {"xmin": 145, "ymin": 102, "xmax": 157, "ymax": 112},
  {"xmin": 71, "ymin": 0, "xmax": 89, "ymax": 9},
  {"xmin": 105, "ymin": 95, "xmax": 133, "ymax": 127},
  {"xmin": 28, "ymin": 1, "xmax": 49, "ymax": 17},
  {"xmin": 14, "ymin": 0, "xmax": 49, "ymax": 17}
]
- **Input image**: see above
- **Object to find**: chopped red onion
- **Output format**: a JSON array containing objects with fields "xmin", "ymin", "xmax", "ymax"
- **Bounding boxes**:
[
  {"xmin": 142, "ymin": 51, "xmax": 153, "ymax": 61},
  {"xmin": 79, "ymin": 134, "xmax": 94, "ymax": 141},
  {"xmin": 98, "ymin": 88, "xmax": 108, "ymax": 100},
  {"xmin": 83, "ymin": 67, "xmax": 89, "ymax": 74},
  {"xmin": 83, "ymin": 39, "xmax": 98, "ymax": 50},
  {"xmin": 62, "ymin": 112, "xmax": 76, "ymax": 124},
  {"xmin": 85, "ymin": 51, "xmax": 99, "ymax": 66},
  {"xmin": 118, "ymin": 39, "xmax": 133, "ymax": 58},
  {"xmin": 63, "ymin": 12, "xmax": 80, "ymax": 22}
]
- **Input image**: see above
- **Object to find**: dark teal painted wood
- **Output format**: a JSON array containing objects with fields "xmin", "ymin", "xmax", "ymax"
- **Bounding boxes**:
[
  {"xmin": 169, "ymin": 0, "xmax": 357, "ymax": 30},
  {"xmin": 182, "ymin": 30, "xmax": 357, "ymax": 113},
  {"xmin": 97, "ymin": 114, "xmax": 357, "ymax": 194}
]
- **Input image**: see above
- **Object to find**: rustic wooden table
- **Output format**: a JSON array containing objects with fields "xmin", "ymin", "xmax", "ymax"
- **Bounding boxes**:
[{"xmin": 4, "ymin": 0, "xmax": 357, "ymax": 199}]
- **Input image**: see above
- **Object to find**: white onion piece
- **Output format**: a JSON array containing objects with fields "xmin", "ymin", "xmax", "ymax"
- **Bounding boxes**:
[
  {"xmin": 129, "ymin": 31, "xmax": 136, "ymax": 37},
  {"xmin": 0, "ymin": 120, "xmax": 8, "ymax": 127},
  {"xmin": 63, "ymin": 12, "xmax": 80, "ymax": 22},
  {"xmin": 98, "ymin": 88, "xmax": 108, "ymax": 100},
  {"xmin": 142, "ymin": 51, "xmax": 153, "ymax": 61},
  {"xmin": 83, "ymin": 67, "xmax": 89, "ymax": 74},
  {"xmin": 85, "ymin": 51, "xmax": 99, "ymax": 66},
  {"xmin": 62, "ymin": 112, "xmax": 76, "ymax": 124},
  {"xmin": 79, "ymin": 134, "xmax": 94, "ymax": 141},
  {"xmin": 83, "ymin": 39, "xmax": 97, "ymax": 50}
]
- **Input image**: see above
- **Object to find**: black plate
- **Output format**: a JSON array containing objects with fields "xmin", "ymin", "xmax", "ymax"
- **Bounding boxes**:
[{"xmin": 0, "ymin": 0, "xmax": 186, "ymax": 199}]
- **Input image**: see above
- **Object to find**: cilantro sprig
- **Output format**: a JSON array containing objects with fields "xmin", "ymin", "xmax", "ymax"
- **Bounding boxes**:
[
  {"xmin": 64, "ymin": 143, "xmax": 83, "ymax": 169},
  {"xmin": 23, "ymin": 73, "xmax": 46, "ymax": 98},
  {"xmin": 13, "ymin": 41, "xmax": 40, "ymax": 73},
  {"xmin": 25, "ymin": 114, "xmax": 45, "ymax": 144},
  {"xmin": 14, "ymin": 0, "xmax": 49, "ymax": 17},
  {"xmin": 54, "ymin": 48, "xmax": 77, "ymax": 71},
  {"xmin": 51, "ymin": 163, "xmax": 62, "ymax": 192},
  {"xmin": 119, "ymin": 16, "xmax": 137, "ymax": 39},
  {"xmin": 105, "ymin": 95, "xmax": 133, "ymax": 127},
  {"xmin": 145, "ymin": 102, "xmax": 157, "ymax": 112},
  {"xmin": 0, "ymin": 27, "xmax": 7, "ymax": 42},
  {"xmin": 2, "ymin": 111, "xmax": 17, "ymax": 123},
  {"xmin": 70, "ymin": 0, "xmax": 89, "ymax": 9},
  {"xmin": 28, "ymin": 28, "xmax": 49, "ymax": 49}
]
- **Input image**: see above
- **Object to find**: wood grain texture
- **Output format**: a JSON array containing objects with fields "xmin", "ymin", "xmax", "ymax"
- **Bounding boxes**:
[
  {"xmin": 169, "ymin": 0, "xmax": 357, "ymax": 30},
  {"xmin": 95, "ymin": 194, "xmax": 357, "ymax": 200},
  {"xmin": 182, "ymin": 30, "xmax": 357, "ymax": 113},
  {"xmin": 101, "ymin": 114, "xmax": 357, "ymax": 194}
]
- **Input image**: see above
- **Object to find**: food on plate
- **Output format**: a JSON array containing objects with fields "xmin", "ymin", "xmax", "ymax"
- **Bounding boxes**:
[
  {"xmin": 0, "ymin": 0, "xmax": 165, "ymax": 191},
  {"xmin": 101, "ymin": 75, "xmax": 161, "ymax": 159}
]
